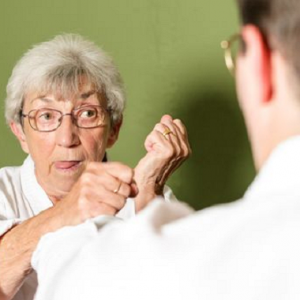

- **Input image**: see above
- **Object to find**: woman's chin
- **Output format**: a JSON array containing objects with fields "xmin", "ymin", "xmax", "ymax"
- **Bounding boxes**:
[
  {"xmin": 47, "ymin": 180, "xmax": 76, "ymax": 201},
  {"xmin": 37, "ymin": 162, "xmax": 86, "ymax": 199},
  {"xmin": 43, "ymin": 172, "xmax": 83, "ymax": 200}
]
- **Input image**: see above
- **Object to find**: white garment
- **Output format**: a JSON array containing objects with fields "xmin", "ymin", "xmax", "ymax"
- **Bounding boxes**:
[
  {"xmin": 33, "ymin": 136, "xmax": 300, "ymax": 300},
  {"xmin": 0, "ymin": 156, "xmax": 176, "ymax": 300}
]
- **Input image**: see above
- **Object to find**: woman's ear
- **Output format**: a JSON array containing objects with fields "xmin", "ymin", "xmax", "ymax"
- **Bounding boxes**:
[
  {"xmin": 106, "ymin": 115, "xmax": 123, "ymax": 149},
  {"xmin": 10, "ymin": 121, "xmax": 29, "ymax": 153}
]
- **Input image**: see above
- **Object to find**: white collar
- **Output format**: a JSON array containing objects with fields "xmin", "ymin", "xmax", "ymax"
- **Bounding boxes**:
[
  {"xmin": 20, "ymin": 156, "xmax": 53, "ymax": 214},
  {"xmin": 245, "ymin": 136, "xmax": 300, "ymax": 201}
]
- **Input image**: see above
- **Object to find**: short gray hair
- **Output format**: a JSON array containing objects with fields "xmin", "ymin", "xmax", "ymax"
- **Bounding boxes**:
[{"xmin": 5, "ymin": 34, "xmax": 125, "ymax": 126}]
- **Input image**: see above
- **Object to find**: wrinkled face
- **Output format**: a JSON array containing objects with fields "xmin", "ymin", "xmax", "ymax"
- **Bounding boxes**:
[{"xmin": 11, "ymin": 81, "xmax": 120, "ymax": 199}]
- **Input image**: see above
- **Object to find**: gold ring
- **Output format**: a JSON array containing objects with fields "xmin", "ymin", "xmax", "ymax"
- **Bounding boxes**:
[
  {"xmin": 162, "ymin": 128, "xmax": 173, "ymax": 137},
  {"xmin": 113, "ymin": 181, "xmax": 122, "ymax": 193}
]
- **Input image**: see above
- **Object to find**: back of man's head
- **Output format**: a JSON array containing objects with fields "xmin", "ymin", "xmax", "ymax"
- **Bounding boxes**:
[{"xmin": 237, "ymin": 0, "xmax": 300, "ymax": 79}]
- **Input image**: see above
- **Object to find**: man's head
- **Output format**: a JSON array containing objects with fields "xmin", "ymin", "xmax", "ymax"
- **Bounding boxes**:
[
  {"xmin": 237, "ymin": 0, "xmax": 300, "ymax": 78},
  {"xmin": 6, "ymin": 34, "xmax": 125, "ymax": 198},
  {"xmin": 229, "ymin": 0, "xmax": 300, "ymax": 169}
]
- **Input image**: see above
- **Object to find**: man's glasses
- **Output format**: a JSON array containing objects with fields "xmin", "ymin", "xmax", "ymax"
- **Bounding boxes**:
[
  {"xmin": 221, "ymin": 33, "xmax": 242, "ymax": 75},
  {"xmin": 21, "ymin": 105, "xmax": 110, "ymax": 132}
]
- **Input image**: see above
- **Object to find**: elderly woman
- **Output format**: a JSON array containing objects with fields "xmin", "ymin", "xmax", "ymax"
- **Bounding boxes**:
[{"xmin": 0, "ymin": 34, "xmax": 190, "ymax": 300}]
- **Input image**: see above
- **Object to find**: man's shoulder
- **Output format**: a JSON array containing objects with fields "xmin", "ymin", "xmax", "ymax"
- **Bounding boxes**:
[
  {"xmin": 127, "ymin": 197, "xmax": 300, "ymax": 278},
  {"xmin": 136, "ymin": 196, "xmax": 300, "ymax": 245}
]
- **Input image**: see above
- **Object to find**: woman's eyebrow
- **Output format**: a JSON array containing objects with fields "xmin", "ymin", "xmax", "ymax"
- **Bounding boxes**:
[
  {"xmin": 79, "ymin": 90, "xmax": 97, "ymax": 100},
  {"xmin": 30, "ymin": 96, "xmax": 52, "ymax": 104}
]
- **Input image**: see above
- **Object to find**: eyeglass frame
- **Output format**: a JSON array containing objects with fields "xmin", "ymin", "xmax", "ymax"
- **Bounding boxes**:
[
  {"xmin": 20, "ymin": 104, "xmax": 111, "ymax": 132},
  {"xmin": 221, "ymin": 33, "xmax": 242, "ymax": 76}
]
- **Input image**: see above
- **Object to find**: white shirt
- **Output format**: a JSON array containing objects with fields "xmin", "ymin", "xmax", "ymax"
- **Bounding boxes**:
[
  {"xmin": 32, "ymin": 136, "xmax": 300, "ymax": 300},
  {"xmin": 0, "ymin": 156, "xmax": 176, "ymax": 300}
]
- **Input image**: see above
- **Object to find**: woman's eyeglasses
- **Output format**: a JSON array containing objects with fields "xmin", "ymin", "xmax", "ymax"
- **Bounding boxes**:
[{"xmin": 21, "ymin": 105, "xmax": 110, "ymax": 132}]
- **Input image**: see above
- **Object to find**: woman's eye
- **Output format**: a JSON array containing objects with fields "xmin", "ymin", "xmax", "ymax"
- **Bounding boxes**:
[
  {"xmin": 81, "ymin": 109, "xmax": 96, "ymax": 118},
  {"xmin": 39, "ymin": 112, "xmax": 53, "ymax": 121}
]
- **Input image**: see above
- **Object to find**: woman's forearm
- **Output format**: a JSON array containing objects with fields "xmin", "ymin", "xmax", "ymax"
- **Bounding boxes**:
[{"xmin": 0, "ymin": 206, "xmax": 66, "ymax": 300}]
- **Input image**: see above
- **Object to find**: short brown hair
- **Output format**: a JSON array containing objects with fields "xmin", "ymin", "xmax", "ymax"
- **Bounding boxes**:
[{"xmin": 237, "ymin": 0, "xmax": 300, "ymax": 75}]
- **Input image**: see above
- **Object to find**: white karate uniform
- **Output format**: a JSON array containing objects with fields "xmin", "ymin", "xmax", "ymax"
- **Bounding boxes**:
[{"xmin": 33, "ymin": 136, "xmax": 300, "ymax": 300}]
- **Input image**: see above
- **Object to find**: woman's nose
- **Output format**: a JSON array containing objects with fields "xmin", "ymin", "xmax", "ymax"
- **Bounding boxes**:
[{"xmin": 55, "ymin": 114, "xmax": 80, "ymax": 148}]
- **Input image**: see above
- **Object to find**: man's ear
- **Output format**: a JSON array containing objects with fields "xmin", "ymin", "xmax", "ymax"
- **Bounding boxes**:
[
  {"xmin": 241, "ymin": 25, "xmax": 273, "ymax": 103},
  {"xmin": 10, "ymin": 122, "xmax": 29, "ymax": 153},
  {"xmin": 106, "ymin": 115, "xmax": 123, "ymax": 149}
]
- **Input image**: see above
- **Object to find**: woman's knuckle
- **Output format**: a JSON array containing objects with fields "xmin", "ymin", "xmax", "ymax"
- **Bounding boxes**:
[
  {"xmin": 123, "ymin": 168, "xmax": 134, "ymax": 183},
  {"xmin": 116, "ymin": 198, "xmax": 126, "ymax": 210},
  {"xmin": 182, "ymin": 146, "xmax": 189, "ymax": 156},
  {"xmin": 80, "ymin": 173, "xmax": 90, "ymax": 184},
  {"xmin": 98, "ymin": 203, "xmax": 116, "ymax": 216},
  {"xmin": 123, "ymin": 184, "xmax": 131, "ymax": 197}
]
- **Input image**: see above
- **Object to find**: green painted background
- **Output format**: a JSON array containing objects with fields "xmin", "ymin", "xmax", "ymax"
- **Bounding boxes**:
[{"xmin": 0, "ymin": 0, "xmax": 255, "ymax": 209}]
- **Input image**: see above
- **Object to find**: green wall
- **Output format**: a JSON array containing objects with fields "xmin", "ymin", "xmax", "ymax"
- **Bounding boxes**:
[{"xmin": 0, "ymin": 0, "xmax": 255, "ymax": 209}]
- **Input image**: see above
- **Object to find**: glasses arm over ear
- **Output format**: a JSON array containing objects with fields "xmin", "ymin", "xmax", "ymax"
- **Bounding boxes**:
[{"xmin": 221, "ymin": 33, "xmax": 241, "ymax": 76}]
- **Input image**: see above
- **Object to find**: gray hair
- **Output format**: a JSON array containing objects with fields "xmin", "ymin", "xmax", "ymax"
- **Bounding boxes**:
[{"xmin": 5, "ymin": 34, "xmax": 125, "ymax": 126}]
